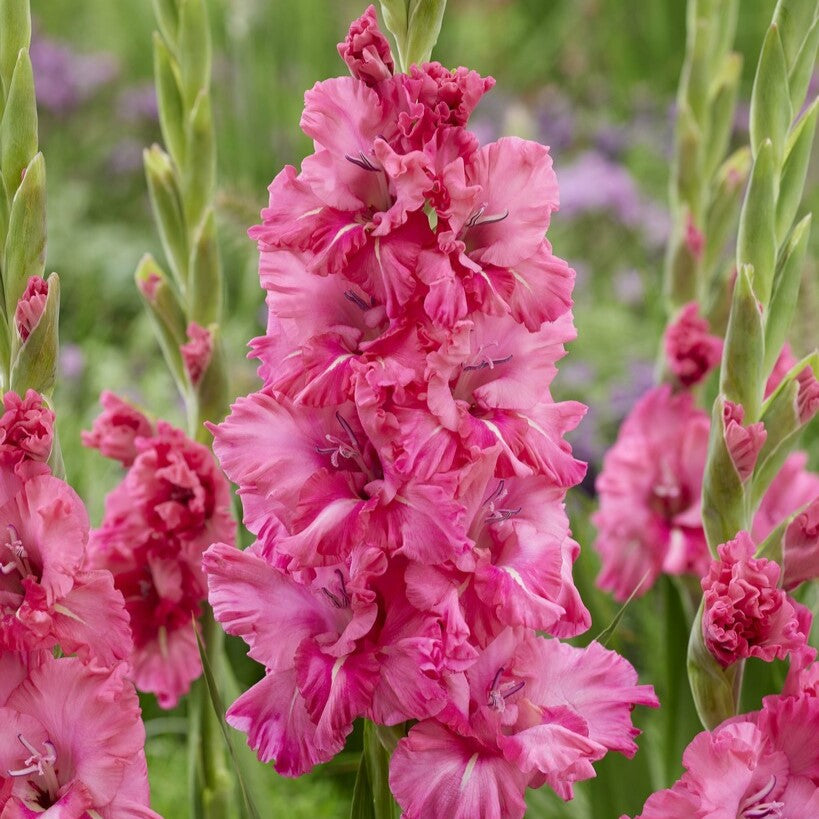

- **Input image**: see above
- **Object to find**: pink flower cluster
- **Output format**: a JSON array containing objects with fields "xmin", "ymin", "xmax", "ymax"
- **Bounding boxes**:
[
  {"xmin": 632, "ymin": 661, "xmax": 819, "ymax": 817},
  {"xmin": 594, "ymin": 383, "xmax": 819, "ymax": 602},
  {"xmin": 84, "ymin": 391, "xmax": 236, "ymax": 708},
  {"xmin": 700, "ymin": 531, "xmax": 809, "ymax": 668},
  {"xmin": 0, "ymin": 389, "xmax": 157, "ymax": 817},
  {"xmin": 204, "ymin": 6, "xmax": 657, "ymax": 816}
]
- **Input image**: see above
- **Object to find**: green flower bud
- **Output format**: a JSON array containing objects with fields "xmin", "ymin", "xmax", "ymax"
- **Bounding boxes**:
[
  {"xmin": 702, "ymin": 396, "xmax": 746, "ymax": 552},
  {"xmin": 0, "ymin": 48, "xmax": 37, "ymax": 197},
  {"xmin": 153, "ymin": 32, "xmax": 186, "ymax": 170},
  {"xmin": 773, "ymin": 0, "xmax": 818, "ymax": 68},
  {"xmin": 152, "ymin": 0, "xmax": 180, "ymax": 51},
  {"xmin": 188, "ymin": 208, "xmax": 221, "ymax": 326},
  {"xmin": 702, "ymin": 53, "xmax": 742, "ymax": 182},
  {"xmin": 776, "ymin": 98, "xmax": 818, "ymax": 242},
  {"xmin": 193, "ymin": 324, "xmax": 228, "ymax": 437},
  {"xmin": 178, "ymin": 0, "xmax": 211, "ymax": 108},
  {"xmin": 0, "ymin": 0, "xmax": 30, "ymax": 101},
  {"xmin": 764, "ymin": 214, "xmax": 811, "ymax": 374},
  {"xmin": 144, "ymin": 144, "xmax": 189, "ymax": 288},
  {"xmin": 182, "ymin": 90, "xmax": 215, "ymax": 230},
  {"xmin": 750, "ymin": 24, "xmax": 792, "ymax": 166},
  {"xmin": 3, "ymin": 151, "xmax": 45, "ymax": 319},
  {"xmin": 737, "ymin": 140, "xmax": 777, "ymax": 306},
  {"xmin": 688, "ymin": 602, "xmax": 742, "ymax": 730},
  {"xmin": 379, "ymin": 0, "xmax": 447, "ymax": 72},
  {"xmin": 720, "ymin": 265, "xmax": 764, "ymax": 423},
  {"xmin": 787, "ymin": 15, "xmax": 819, "ymax": 113},
  {"xmin": 135, "ymin": 253, "xmax": 188, "ymax": 393}
]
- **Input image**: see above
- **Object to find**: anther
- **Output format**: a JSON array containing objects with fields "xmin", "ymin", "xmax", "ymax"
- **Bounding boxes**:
[
  {"xmin": 344, "ymin": 289, "xmax": 371, "ymax": 311},
  {"xmin": 345, "ymin": 151, "xmax": 379, "ymax": 172}
]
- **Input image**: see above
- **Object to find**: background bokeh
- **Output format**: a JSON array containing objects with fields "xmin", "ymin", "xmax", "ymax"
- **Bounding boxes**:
[{"xmin": 30, "ymin": 1, "xmax": 817, "ymax": 816}]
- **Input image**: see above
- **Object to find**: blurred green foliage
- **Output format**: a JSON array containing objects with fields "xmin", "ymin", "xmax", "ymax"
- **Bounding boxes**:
[{"xmin": 28, "ymin": 0, "xmax": 817, "ymax": 815}]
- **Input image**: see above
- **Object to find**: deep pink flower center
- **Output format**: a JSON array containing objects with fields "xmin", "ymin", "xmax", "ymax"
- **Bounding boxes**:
[{"xmin": 8, "ymin": 733, "xmax": 61, "ymax": 809}]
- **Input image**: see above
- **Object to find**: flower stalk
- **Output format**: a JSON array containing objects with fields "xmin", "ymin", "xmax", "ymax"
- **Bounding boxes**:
[
  {"xmin": 692, "ymin": 0, "xmax": 819, "ymax": 728},
  {"xmin": 142, "ymin": 0, "xmax": 259, "ymax": 815}
]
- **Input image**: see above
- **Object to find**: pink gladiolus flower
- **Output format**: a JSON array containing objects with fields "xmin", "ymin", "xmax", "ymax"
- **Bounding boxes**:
[
  {"xmin": 206, "ymin": 9, "xmax": 657, "ymax": 812},
  {"xmin": 88, "ymin": 416, "xmax": 235, "ymax": 708},
  {"xmin": 593, "ymin": 385, "xmax": 710, "ymax": 601},
  {"xmin": 0, "ymin": 464, "xmax": 132, "ymax": 667},
  {"xmin": 631, "ymin": 691, "xmax": 819, "ymax": 818},
  {"xmin": 181, "ymin": 321, "xmax": 213, "ymax": 386},
  {"xmin": 389, "ymin": 630, "xmax": 658, "ymax": 818},
  {"xmin": 14, "ymin": 276, "xmax": 48, "ymax": 342},
  {"xmin": 664, "ymin": 301, "xmax": 722, "ymax": 387},
  {"xmin": 338, "ymin": 5, "xmax": 394, "ymax": 84},
  {"xmin": 0, "ymin": 655, "xmax": 159, "ymax": 817},
  {"xmin": 701, "ymin": 531, "xmax": 808, "ymax": 668},
  {"xmin": 0, "ymin": 390, "xmax": 54, "ymax": 471},
  {"xmin": 81, "ymin": 390, "xmax": 153, "ymax": 467},
  {"xmin": 721, "ymin": 399, "xmax": 766, "ymax": 482},
  {"xmin": 782, "ymin": 497, "xmax": 819, "ymax": 590}
]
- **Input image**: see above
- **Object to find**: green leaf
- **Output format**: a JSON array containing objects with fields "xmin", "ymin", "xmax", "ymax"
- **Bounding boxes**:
[
  {"xmin": 787, "ymin": 15, "xmax": 819, "ymax": 113},
  {"xmin": 144, "ymin": 144, "xmax": 189, "ymax": 288},
  {"xmin": 594, "ymin": 570, "xmax": 651, "ymax": 647},
  {"xmin": 350, "ymin": 752, "xmax": 376, "ymax": 819},
  {"xmin": 153, "ymin": 32, "xmax": 187, "ymax": 170},
  {"xmin": 764, "ymin": 214, "xmax": 811, "ymax": 374},
  {"xmin": 719, "ymin": 266, "xmax": 764, "ymax": 422},
  {"xmin": 178, "ymin": 0, "xmax": 211, "ymax": 108},
  {"xmin": 195, "ymin": 625, "xmax": 262, "ymax": 819},
  {"xmin": 0, "ymin": 0, "xmax": 30, "ymax": 100},
  {"xmin": 183, "ymin": 90, "xmax": 215, "ymax": 230},
  {"xmin": 736, "ymin": 140, "xmax": 777, "ymax": 306},
  {"xmin": 749, "ymin": 24, "xmax": 791, "ymax": 166},
  {"xmin": 189, "ymin": 207, "xmax": 221, "ymax": 326},
  {"xmin": 3, "ymin": 151, "xmax": 45, "ymax": 320},
  {"xmin": 362, "ymin": 721, "xmax": 400, "ymax": 819},
  {"xmin": 10, "ymin": 271, "xmax": 58, "ymax": 396},
  {"xmin": 0, "ymin": 48, "xmax": 37, "ymax": 197},
  {"xmin": 776, "ymin": 98, "xmax": 818, "ymax": 241}
]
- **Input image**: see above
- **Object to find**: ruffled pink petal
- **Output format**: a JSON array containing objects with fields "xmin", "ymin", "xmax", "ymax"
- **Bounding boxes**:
[{"xmin": 390, "ymin": 721, "xmax": 528, "ymax": 819}]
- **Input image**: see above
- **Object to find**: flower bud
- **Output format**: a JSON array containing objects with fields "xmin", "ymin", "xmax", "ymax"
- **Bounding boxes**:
[
  {"xmin": 181, "ymin": 321, "xmax": 213, "ymax": 386},
  {"xmin": 664, "ymin": 301, "xmax": 722, "ymax": 387},
  {"xmin": 796, "ymin": 365, "xmax": 819, "ymax": 424},
  {"xmin": 338, "ymin": 5, "xmax": 394, "ymax": 84},
  {"xmin": 14, "ymin": 274, "xmax": 47, "ymax": 340},
  {"xmin": 783, "ymin": 498, "xmax": 819, "ymax": 590},
  {"xmin": 721, "ymin": 400, "xmax": 766, "ymax": 482},
  {"xmin": 81, "ymin": 391, "xmax": 153, "ymax": 467}
]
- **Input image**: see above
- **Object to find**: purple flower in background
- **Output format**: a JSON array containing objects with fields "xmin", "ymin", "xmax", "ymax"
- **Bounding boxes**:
[
  {"xmin": 613, "ymin": 268, "xmax": 645, "ymax": 306},
  {"xmin": 609, "ymin": 360, "xmax": 656, "ymax": 419},
  {"xmin": 60, "ymin": 344, "xmax": 86, "ymax": 381},
  {"xmin": 559, "ymin": 151, "xmax": 669, "ymax": 246},
  {"xmin": 30, "ymin": 28, "xmax": 118, "ymax": 114},
  {"xmin": 116, "ymin": 83, "xmax": 158, "ymax": 122}
]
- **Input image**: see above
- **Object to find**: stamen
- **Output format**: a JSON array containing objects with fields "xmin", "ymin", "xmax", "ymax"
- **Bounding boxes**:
[
  {"xmin": 1, "ymin": 526, "xmax": 32, "ymax": 578},
  {"xmin": 486, "ymin": 507, "xmax": 522, "ymax": 523},
  {"xmin": 345, "ymin": 151, "xmax": 379, "ymax": 172},
  {"xmin": 465, "ymin": 205, "xmax": 486, "ymax": 229},
  {"xmin": 473, "ymin": 209, "xmax": 509, "ymax": 226},
  {"xmin": 335, "ymin": 413, "xmax": 360, "ymax": 450},
  {"xmin": 483, "ymin": 481, "xmax": 506, "ymax": 507},
  {"xmin": 463, "ymin": 353, "xmax": 513, "ymax": 372},
  {"xmin": 335, "ymin": 569, "xmax": 350, "ymax": 607},
  {"xmin": 740, "ymin": 775, "xmax": 784, "ymax": 818},
  {"xmin": 8, "ymin": 735, "xmax": 57, "ymax": 778},
  {"xmin": 322, "ymin": 588, "xmax": 344, "ymax": 608},
  {"xmin": 344, "ymin": 289, "xmax": 371, "ymax": 311},
  {"xmin": 501, "ymin": 680, "xmax": 524, "ymax": 699}
]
